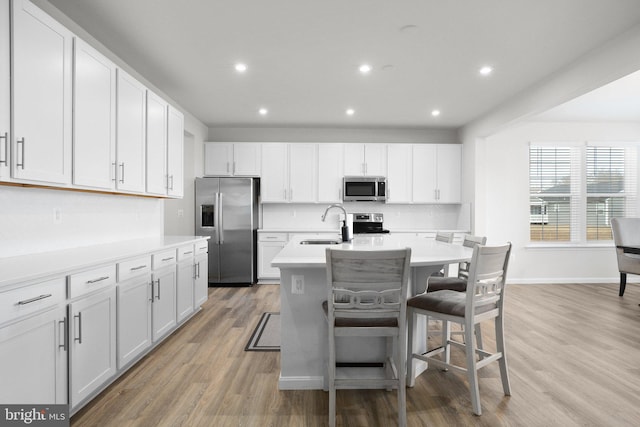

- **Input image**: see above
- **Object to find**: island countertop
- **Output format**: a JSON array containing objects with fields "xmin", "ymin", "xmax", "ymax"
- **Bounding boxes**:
[{"xmin": 271, "ymin": 234, "xmax": 472, "ymax": 269}]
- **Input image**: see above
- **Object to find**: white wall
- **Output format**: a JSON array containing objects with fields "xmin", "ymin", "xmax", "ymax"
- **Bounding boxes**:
[
  {"xmin": 478, "ymin": 121, "xmax": 640, "ymax": 283},
  {"xmin": 0, "ymin": 186, "xmax": 163, "ymax": 257}
]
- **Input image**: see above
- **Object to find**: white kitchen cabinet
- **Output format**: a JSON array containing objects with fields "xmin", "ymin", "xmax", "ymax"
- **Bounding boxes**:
[
  {"xmin": 145, "ymin": 90, "xmax": 168, "ymax": 195},
  {"xmin": 116, "ymin": 69, "xmax": 146, "ymax": 193},
  {"xmin": 12, "ymin": 0, "xmax": 72, "ymax": 184},
  {"xmin": 167, "ymin": 105, "xmax": 184, "ymax": 197},
  {"xmin": 116, "ymin": 275, "xmax": 152, "ymax": 370},
  {"xmin": 386, "ymin": 144, "xmax": 413, "ymax": 203},
  {"xmin": 261, "ymin": 143, "xmax": 316, "ymax": 203},
  {"xmin": 204, "ymin": 142, "xmax": 261, "ymax": 177},
  {"xmin": 343, "ymin": 144, "xmax": 386, "ymax": 176},
  {"xmin": 318, "ymin": 143, "xmax": 344, "ymax": 203},
  {"xmin": 176, "ymin": 246, "xmax": 195, "ymax": 323},
  {"xmin": 258, "ymin": 233, "xmax": 288, "ymax": 280},
  {"xmin": 289, "ymin": 144, "xmax": 317, "ymax": 202},
  {"xmin": 69, "ymin": 286, "xmax": 117, "ymax": 410},
  {"xmin": 0, "ymin": 0, "xmax": 10, "ymax": 180},
  {"xmin": 260, "ymin": 143, "xmax": 288, "ymax": 202},
  {"xmin": 412, "ymin": 144, "xmax": 461, "ymax": 203},
  {"xmin": 73, "ymin": 38, "xmax": 116, "ymax": 190},
  {"xmin": 194, "ymin": 251, "xmax": 208, "ymax": 307},
  {"xmin": 151, "ymin": 266, "xmax": 177, "ymax": 341}
]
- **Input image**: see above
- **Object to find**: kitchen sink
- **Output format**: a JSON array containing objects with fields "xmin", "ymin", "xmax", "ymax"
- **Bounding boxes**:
[{"xmin": 299, "ymin": 239, "xmax": 342, "ymax": 245}]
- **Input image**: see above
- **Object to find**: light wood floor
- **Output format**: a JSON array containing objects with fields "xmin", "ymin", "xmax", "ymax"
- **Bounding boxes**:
[{"xmin": 71, "ymin": 282, "xmax": 640, "ymax": 427}]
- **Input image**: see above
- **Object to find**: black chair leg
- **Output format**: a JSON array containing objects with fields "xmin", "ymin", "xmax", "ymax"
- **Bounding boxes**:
[{"xmin": 619, "ymin": 273, "xmax": 627, "ymax": 297}]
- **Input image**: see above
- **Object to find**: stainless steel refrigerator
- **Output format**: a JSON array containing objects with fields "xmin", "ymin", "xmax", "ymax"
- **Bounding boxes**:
[{"xmin": 195, "ymin": 177, "xmax": 259, "ymax": 286}]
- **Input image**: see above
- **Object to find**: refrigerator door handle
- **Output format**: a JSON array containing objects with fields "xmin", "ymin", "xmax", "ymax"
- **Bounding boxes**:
[
  {"xmin": 219, "ymin": 192, "xmax": 224, "ymax": 244},
  {"xmin": 214, "ymin": 192, "xmax": 220, "ymax": 244}
]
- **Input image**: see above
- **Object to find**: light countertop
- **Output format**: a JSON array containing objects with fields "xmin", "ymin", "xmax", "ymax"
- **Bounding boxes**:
[
  {"xmin": 271, "ymin": 234, "xmax": 472, "ymax": 269},
  {"xmin": 0, "ymin": 236, "xmax": 209, "ymax": 290}
]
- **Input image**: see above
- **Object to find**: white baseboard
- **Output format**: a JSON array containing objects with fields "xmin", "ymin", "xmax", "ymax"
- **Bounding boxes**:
[
  {"xmin": 507, "ymin": 277, "xmax": 640, "ymax": 285},
  {"xmin": 278, "ymin": 375, "xmax": 325, "ymax": 390}
]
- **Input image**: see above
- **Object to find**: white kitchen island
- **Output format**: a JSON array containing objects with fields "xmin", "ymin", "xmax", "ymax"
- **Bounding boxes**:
[{"xmin": 271, "ymin": 233, "xmax": 472, "ymax": 390}]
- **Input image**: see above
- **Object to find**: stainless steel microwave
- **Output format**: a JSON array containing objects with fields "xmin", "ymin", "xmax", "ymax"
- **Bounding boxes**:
[{"xmin": 343, "ymin": 176, "xmax": 386, "ymax": 202}]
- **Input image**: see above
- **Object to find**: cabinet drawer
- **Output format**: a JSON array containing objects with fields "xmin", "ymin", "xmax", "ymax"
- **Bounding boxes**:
[
  {"xmin": 0, "ymin": 278, "xmax": 66, "ymax": 325},
  {"xmin": 69, "ymin": 264, "xmax": 117, "ymax": 299},
  {"xmin": 195, "ymin": 241, "xmax": 208, "ymax": 255},
  {"xmin": 258, "ymin": 233, "xmax": 288, "ymax": 242},
  {"xmin": 118, "ymin": 256, "xmax": 152, "ymax": 282},
  {"xmin": 177, "ymin": 245, "xmax": 195, "ymax": 262},
  {"xmin": 152, "ymin": 249, "xmax": 177, "ymax": 270}
]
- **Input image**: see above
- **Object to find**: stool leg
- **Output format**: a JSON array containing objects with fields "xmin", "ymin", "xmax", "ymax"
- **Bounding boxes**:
[
  {"xmin": 619, "ymin": 273, "xmax": 627, "ymax": 296},
  {"xmin": 406, "ymin": 309, "xmax": 417, "ymax": 387},
  {"xmin": 465, "ymin": 322, "xmax": 481, "ymax": 415}
]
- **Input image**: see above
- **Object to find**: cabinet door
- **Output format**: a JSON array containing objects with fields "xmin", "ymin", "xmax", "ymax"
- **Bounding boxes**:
[
  {"xmin": 258, "ymin": 241, "xmax": 286, "ymax": 279},
  {"xmin": 12, "ymin": 0, "xmax": 72, "ymax": 184},
  {"xmin": 318, "ymin": 143, "xmax": 344, "ymax": 203},
  {"xmin": 233, "ymin": 143, "xmax": 261, "ymax": 176},
  {"xmin": 204, "ymin": 142, "xmax": 233, "ymax": 176},
  {"xmin": 260, "ymin": 143, "xmax": 288, "ymax": 202},
  {"xmin": 117, "ymin": 276, "xmax": 152, "ymax": 369},
  {"xmin": 412, "ymin": 144, "xmax": 438, "ymax": 203},
  {"xmin": 116, "ymin": 69, "xmax": 146, "ymax": 193},
  {"xmin": 364, "ymin": 144, "xmax": 387, "ymax": 176},
  {"xmin": 73, "ymin": 39, "xmax": 116, "ymax": 190},
  {"xmin": 176, "ymin": 261, "xmax": 195, "ymax": 323},
  {"xmin": 343, "ymin": 144, "xmax": 365, "ymax": 176},
  {"xmin": 436, "ymin": 144, "xmax": 461, "ymax": 203},
  {"xmin": 69, "ymin": 287, "xmax": 117, "ymax": 409},
  {"xmin": 0, "ymin": 1, "xmax": 10, "ymax": 180},
  {"xmin": 0, "ymin": 307, "xmax": 67, "ymax": 404},
  {"xmin": 194, "ymin": 253, "xmax": 208, "ymax": 307},
  {"xmin": 386, "ymin": 144, "xmax": 412, "ymax": 203},
  {"xmin": 289, "ymin": 144, "xmax": 317, "ymax": 203},
  {"xmin": 152, "ymin": 268, "xmax": 177, "ymax": 341},
  {"xmin": 167, "ymin": 105, "xmax": 184, "ymax": 197},
  {"xmin": 145, "ymin": 90, "xmax": 168, "ymax": 195}
]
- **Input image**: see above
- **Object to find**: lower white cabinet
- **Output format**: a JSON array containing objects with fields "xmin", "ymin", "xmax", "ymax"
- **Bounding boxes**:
[
  {"xmin": 194, "ymin": 252, "xmax": 208, "ymax": 307},
  {"xmin": 0, "ymin": 306, "xmax": 67, "ymax": 404},
  {"xmin": 258, "ymin": 233, "xmax": 288, "ymax": 280},
  {"xmin": 117, "ymin": 275, "xmax": 152, "ymax": 369},
  {"xmin": 151, "ymin": 267, "xmax": 177, "ymax": 341},
  {"xmin": 176, "ymin": 259, "xmax": 195, "ymax": 323},
  {"xmin": 69, "ymin": 286, "xmax": 117, "ymax": 409}
]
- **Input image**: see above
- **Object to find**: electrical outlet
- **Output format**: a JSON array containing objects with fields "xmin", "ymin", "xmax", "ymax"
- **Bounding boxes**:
[
  {"xmin": 177, "ymin": 209, "xmax": 184, "ymax": 217},
  {"xmin": 53, "ymin": 208, "xmax": 62, "ymax": 224},
  {"xmin": 291, "ymin": 275, "xmax": 304, "ymax": 294}
]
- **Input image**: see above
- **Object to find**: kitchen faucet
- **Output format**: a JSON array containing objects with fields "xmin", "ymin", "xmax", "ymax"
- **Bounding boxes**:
[{"xmin": 321, "ymin": 204, "xmax": 351, "ymax": 242}]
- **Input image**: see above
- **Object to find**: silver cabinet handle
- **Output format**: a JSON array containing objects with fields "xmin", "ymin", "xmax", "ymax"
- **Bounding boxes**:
[
  {"xmin": 233, "ymin": 161, "xmax": 236, "ymax": 175},
  {"xmin": 59, "ymin": 317, "xmax": 67, "ymax": 351},
  {"xmin": 112, "ymin": 162, "xmax": 117, "ymax": 182},
  {"xmin": 169, "ymin": 174, "xmax": 174, "ymax": 190},
  {"xmin": 226, "ymin": 162, "xmax": 230, "ymax": 173},
  {"xmin": 161, "ymin": 257, "xmax": 174, "ymax": 262},
  {"xmin": 17, "ymin": 294, "xmax": 52, "ymax": 305},
  {"xmin": 130, "ymin": 265, "xmax": 147, "ymax": 271},
  {"xmin": 17, "ymin": 137, "xmax": 25, "ymax": 169},
  {"xmin": 184, "ymin": 251, "xmax": 193, "ymax": 255},
  {"xmin": 193, "ymin": 263, "xmax": 197, "ymax": 280},
  {"xmin": 149, "ymin": 281, "xmax": 155, "ymax": 302},
  {"xmin": 86, "ymin": 276, "xmax": 110, "ymax": 284},
  {"xmin": 74, "ymin": 312, "xmax": 83, "ymax": 344},
  {"xmin": 156, "ymin": 279, "xmax": 161, "ymax": 301},
  {"xmin": 119, "ymin": 162, "xmax": 125, "ymax": 183},
  {"xmin": 197, "ymin": 262, "xmax": 201, "ymax": 279},
  {"xmin": 0, "ymin": 132, "xmax": 7, "ymax": 165}
]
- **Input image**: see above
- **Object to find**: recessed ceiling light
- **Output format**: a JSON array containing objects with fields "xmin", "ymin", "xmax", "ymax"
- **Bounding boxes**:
[
  {"xmin": 346, "ymin": 108, "xmax": 355, "ymax": 116},
  {"xmin": 431, "ymin": 109, "xmax": 441, "ymax": 117},
  {"xmin": 359, "ymin": 64, "xmax": 372, "ymax": 74},
  {"xmin": 479, "ymin": 65, "xmax": 493, "ymax": 76},
  {"xmin": 258, "ymin": 108, "xmax": 268, "ymax": 115},
  {"xmin": 235, "ymin": 63, "xmax": 248, "ymax": 73}
]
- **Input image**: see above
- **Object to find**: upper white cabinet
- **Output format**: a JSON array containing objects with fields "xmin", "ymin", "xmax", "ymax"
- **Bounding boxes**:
[
  {"xmin": 116, "ymin": 69, "xmax": 146, "ymax": 193},
  {"xmin": 261, "ymin": 143, "xmax": 316, "ymax": 203},
  {"xmin": 343, "ymin": 144, "xmax": 386, "ymax": 176},
  {"xmin": 145, "ymin": 90, "xmax": 168, "ymax": 196},
  {"xmin": 317, "ymin": 143, "xmax": 344, "ymax": 203},
  {"xmin": 0, "ymin": 1, "xmax": 9, "ymax": 179},
  {"xmin": 73, "ymin": 38, "xmax": 116, "ymax": 190},
  {"xmin": 166, "ymin": 105, "xmax": 184, "ymax": 198},
  {"xmin": 413, "ymin": 144, "xmax": 461, "ymax": 203},
  {"xmin": 12, "ymin": 0, "xmax": 72, "ymax": 184},
  {"xmin": 204, "ymin": 142, "xmax": 261, "ymax": 177},
  {"xmin": 386, "ymin": 144, "xmax": 413, "ymax": 203}
]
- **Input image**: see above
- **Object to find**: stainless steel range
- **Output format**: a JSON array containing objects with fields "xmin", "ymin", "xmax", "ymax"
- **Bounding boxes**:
[{"xmin": 352, "ymin": 213, "xmax": 390, "ymax": 234}]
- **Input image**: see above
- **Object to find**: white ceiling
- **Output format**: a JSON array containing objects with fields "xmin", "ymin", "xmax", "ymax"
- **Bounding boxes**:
[{"xmin": 46, "ymin": 0, "xmax": 640, "ymax": 129}]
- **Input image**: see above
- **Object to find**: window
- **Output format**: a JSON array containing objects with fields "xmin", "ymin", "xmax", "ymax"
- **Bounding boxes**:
[{"xmin": 529, "ymin": 143, "xmax": 637, "ymax": 243}]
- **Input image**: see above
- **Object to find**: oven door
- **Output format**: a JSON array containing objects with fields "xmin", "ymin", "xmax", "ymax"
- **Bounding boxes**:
[{"xmin": 343, "ymin": 179, "xmax": 377, "ymax": 201}]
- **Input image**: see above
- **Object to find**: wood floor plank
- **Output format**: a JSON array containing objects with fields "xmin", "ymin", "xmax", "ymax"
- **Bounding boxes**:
[{"xmin": 71, "ymin": 282, "xmax": 640, "ymax": 426}]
